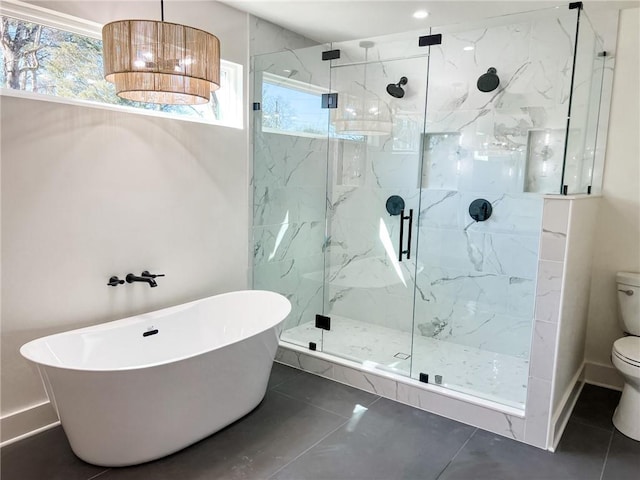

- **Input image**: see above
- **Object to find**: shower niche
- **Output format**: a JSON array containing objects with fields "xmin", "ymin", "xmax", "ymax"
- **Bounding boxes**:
[
  {"xmin": 252, "ymin": 2, "xmax": 614, "ymax": 450},
  {"xmin": 421, "ymin": 131, "xmax": 527, "ymax": 193},
  {"xmin": 421, "ymin": 128, "xmax": 573, "ymax": 195}
]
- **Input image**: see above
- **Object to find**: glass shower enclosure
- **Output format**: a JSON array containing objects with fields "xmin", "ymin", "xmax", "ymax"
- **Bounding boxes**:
[{"xmin": 251, "ymin": 5, "xmax": 607, "ymax": 410}]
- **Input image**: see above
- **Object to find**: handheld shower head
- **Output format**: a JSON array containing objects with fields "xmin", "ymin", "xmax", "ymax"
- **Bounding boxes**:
[{"xmin": 386, "ymin": 76, "xmax": 408, "ymax": 98}]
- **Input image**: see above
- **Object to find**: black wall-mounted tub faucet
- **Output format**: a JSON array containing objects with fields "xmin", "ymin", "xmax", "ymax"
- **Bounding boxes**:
[
  {"xmin": 141, "ymin": 270, "xmax": 165, "ymax": 280},
  {"xmin": 126, "ymin": 273, "xmax": 158, "ymax": 287}
]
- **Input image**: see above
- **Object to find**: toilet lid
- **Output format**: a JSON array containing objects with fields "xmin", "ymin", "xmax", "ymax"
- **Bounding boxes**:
[{"xmin": 613, "ymin": 336, "xmax": 640, "ymax": 366}]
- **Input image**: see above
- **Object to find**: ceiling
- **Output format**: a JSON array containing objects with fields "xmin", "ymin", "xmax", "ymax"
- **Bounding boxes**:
[{"xmin": 221, "ymin": 0, "xmax": 639, "ymax": 43}]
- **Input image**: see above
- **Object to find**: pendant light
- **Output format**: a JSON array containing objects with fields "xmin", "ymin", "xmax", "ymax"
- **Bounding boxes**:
[
  {"xmin": 102, "ymin": 0, "xmax": 220, "ymax": 105},
  {"xmin": 333, "ymin": 41, "xmax": 393, "ymax": 136}
]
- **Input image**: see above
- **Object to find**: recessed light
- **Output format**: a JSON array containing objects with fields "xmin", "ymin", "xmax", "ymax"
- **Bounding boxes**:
[
  {"xmin": 463, "ymin": 46, "xmax": 475, "ymax": 51},
  {"xmin": 413, "ymin": 10, "xmax": 429, "ymax": 19}
]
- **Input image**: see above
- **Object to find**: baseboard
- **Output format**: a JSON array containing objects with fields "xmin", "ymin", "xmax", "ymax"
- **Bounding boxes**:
[
  {"xmin": 550, "ymin": 364, "xmax": 585, "ymax": 452},
  {"xmin": 1, "ymin": 401, "xmax": 59, "ymax": 447},
  {"xmin": 584, "ymin": 361, "xmax": 624, "ymax": 391}
]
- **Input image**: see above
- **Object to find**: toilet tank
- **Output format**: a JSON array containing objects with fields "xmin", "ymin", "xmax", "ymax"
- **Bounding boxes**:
[{"xmin": 617, "ymin": 272, "xmax": 640, "ymax": 335}]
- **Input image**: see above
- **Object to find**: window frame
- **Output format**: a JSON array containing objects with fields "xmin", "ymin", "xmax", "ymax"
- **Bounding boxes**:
[{"xmin": 0, "ymin": 0, "xmax": 243, "ymax": 129}]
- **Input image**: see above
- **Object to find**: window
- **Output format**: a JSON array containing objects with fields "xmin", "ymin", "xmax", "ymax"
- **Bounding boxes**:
[
  {"xmin": 261, "ymin": 72, "xmax": 328, "ymax": 136},
  {"xmin": 0, "ymin": 1, "xmax": 242, "ymax": 128}
]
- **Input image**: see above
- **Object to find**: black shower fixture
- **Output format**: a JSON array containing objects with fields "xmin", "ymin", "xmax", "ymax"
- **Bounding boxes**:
[
  {"xmin": 477, "ymin": 67, "xmax": 500, "ymax": 92},
  {"xmin": 386, "ymin": 76, "xmax": 408, "ymax": 98}
]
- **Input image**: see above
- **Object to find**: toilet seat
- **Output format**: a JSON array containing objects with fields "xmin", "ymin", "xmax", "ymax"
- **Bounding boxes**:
[{"xmin": 613, "ymin": 336, "xmax": 640, "ymax": 367}]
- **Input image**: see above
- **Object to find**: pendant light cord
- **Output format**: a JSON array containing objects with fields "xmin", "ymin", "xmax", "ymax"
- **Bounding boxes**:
[{"xmin": 160, "ymin": 0, "xmax": 164, "ymax": 22}]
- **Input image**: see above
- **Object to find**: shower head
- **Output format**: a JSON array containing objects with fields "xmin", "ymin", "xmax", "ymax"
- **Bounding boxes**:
[
  {"xmin": 386, "ymin": 76, "xmax": 408, "ymax": 98},
  {"xmin": 477, "ymin": 67, "xmax": 500, "ymax": 93}
]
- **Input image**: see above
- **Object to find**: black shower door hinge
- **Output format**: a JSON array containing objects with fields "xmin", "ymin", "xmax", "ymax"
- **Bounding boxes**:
[
  {"xmin": 252, "ymin": 102, "xmax": 261, "ymax": 111},
  {"xmin": 322, "ymin": 49, "xmax": 341, "ymax": 61},
  {"xmin": 321, "ymin": 93, "xmax": 338, "ymax": 109},
  {"xmin": 315, "ymin": 314, "xmax": 331, "ymax": 330},
  {"xmin": 418, "ymin": 34, "xmax": 442, "ymax": 47},
  {"xmin": 569, "ymin": 2, "xmax": 583, "ymax": 9}
]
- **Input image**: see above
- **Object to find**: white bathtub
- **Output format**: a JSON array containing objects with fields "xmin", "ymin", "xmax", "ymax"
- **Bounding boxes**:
[{"xmin": 20, "ymin": 290, "xmax": 291, "ymax": 467}]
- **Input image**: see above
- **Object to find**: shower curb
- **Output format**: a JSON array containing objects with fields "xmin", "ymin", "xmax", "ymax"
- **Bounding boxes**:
[{"xmin": 274, "ymin": 344, "xmax": 543, "ymax": 448}]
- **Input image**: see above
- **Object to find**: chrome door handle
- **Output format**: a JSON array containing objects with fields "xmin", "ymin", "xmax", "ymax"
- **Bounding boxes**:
[{"xmin": 618, "ymin": 289, "xmax": 634, "ymax": 296}]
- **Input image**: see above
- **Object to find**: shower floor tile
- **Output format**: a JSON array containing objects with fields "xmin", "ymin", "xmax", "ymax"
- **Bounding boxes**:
[{"xmin": 282, "ymin": 316, "xmax": 528, "ymax": 408}]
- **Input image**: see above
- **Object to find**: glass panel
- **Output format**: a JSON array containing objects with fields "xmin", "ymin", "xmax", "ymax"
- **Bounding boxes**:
[
  {"xmin": 321, "ymin": 35, "xmax": 429, "ymax": 376},
  {"xmin": 251, "ymin": 45, "xmax": 331, "ymax": 351},
  {"xmin": 563, "ymin": 11, "xmax": 606, "ymax": 194},
  {"xmin": 411, "ymin": 10, "xmax": 571, "ymax": 409}
]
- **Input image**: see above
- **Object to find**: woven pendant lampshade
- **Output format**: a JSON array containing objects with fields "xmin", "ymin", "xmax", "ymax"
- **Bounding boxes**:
[{"xmin": 102, "ymin": 7, "xmax": 220, "ymax": 105}]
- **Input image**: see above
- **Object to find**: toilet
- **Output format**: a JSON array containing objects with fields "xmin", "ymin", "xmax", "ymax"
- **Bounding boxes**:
[{"xmin": 612, "ymin": 271, "xmax": 640, "ymax": 441}]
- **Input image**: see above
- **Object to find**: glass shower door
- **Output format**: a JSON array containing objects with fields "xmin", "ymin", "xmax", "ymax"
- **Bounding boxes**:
[{"xmin": 320, "ymin": 35, "xmax": 430, "ymax": 375}]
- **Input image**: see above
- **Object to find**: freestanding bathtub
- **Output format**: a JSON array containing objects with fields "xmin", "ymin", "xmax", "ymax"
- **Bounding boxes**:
[{"xmin": 20, "ymin": 290, "xmax": 291, "ymax": 467}]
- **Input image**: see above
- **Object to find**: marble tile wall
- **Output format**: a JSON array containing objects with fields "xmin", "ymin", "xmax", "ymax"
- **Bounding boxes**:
[
  {"xmin": 411, "ymin": 191, "xmax": 542, "ymax": 358},
  {"xmin": 552, "ymin": 197, "xmax": 600, "ymax": 410},
  {"xmin": 325, "ymin": 138, "xmax": 423, "ymax": 335},
  {"xmin": 524, "ymin": 197, "xmax": 569, "ymax": 448},
  {"xmin": 325, "ymin": 186, "xmax": 542, "ymax": 358},
  {"xmin": 269, "ymin": 13, "xmax": 564, "ymax": 357},
  {"xmin": 321, "ymin": 11, "xmax": 583, "ymax": 359},
  {"xmin": 252, "ymin": 133, "xmax": 328, "ymax": 333},
  {"xmin": 523, "ymin": 196, "xmax": 600, "ymax": 449},
  {"xmin": 251, "ymin": 39, "xmax": 333, "ymax": 335},
  {"xmin": 324, "ymin": 145, "xmax": 543, "ymax": 358},
  {"xmin": 250, "ymin": 34, "xmax": 328, "ymax": 334},
  {"xmin": 423, "ymin": 12, "xmax": 581, "ymax": 196}
]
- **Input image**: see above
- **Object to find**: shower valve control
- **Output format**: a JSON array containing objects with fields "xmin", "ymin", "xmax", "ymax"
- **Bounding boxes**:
[{"xmin": 469, "ymin": 199, "xmax": 493, "ymax": 222}]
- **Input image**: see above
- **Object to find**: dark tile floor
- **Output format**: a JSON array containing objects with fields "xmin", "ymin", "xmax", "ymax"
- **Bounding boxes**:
[{"xmin": 2, "ymin": 364, "xmax": 639, "ymax": 480}]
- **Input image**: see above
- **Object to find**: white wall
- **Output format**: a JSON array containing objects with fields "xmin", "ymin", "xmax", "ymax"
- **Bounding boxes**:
[
  {"xmin": 28, "ymin": 0, "xmax": 248, "ymax": 66},
  {"xmin": 585, "ymin": 8, "xmax": 640, "ymax": 381},
  {"xmin": 1, "ymin": 0, "xmax": 251, "ymax": 441}
]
